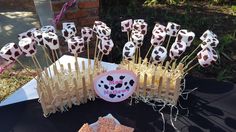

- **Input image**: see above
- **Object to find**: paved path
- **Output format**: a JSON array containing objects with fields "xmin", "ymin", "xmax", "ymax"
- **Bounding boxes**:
[{"xmin": 0, "ymin": 0, "xmax": 54, "ymax": 68}]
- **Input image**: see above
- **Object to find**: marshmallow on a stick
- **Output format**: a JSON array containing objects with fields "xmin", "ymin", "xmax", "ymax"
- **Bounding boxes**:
[
  {"xmin": 123, "ymin": 41, "xmax": 136, "ymax": 61},
  {"xmin": 169, "ymin": 41, "xmax": 187, "ymax": 60},
  {"xmin": 121, "ymin": 19, "xmax": 133, "ymax": 32},
  {"xmin": 166, "ymin": 22, "xmax": 181, "ymax": 37},
  {"xmin": 200, "ymin": 30, "xmax": 217, "ymax": 41},
  {"xmin": 176, "ymin": 29, "xmax": 195, "ymax": 47},
  {"xmin": 81, "ymin": 27, "xmax": 93, "ymax": 43},
  {"xmin": 0, "ymin": 43, "xmax": 22, "ymax": 62},
  {"xmin": 151, "ymin": 46, "xmax": 167, "ymax": 64},
  {"xmin": 41, "ymin": 25, "xmax": 56, "ymax": 33},
  {"xmin": 19, "ymin": 38, "xmax": 36, "ymax": 57},
  {"xmin": 42, "ymin": 32, "xmax": 60, "ymax": 50}
]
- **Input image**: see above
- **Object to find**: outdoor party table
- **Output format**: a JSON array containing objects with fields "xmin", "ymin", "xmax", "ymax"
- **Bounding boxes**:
[{"xmin": 0, "ymin": 55, "xmax": 235, "ymax": 132}]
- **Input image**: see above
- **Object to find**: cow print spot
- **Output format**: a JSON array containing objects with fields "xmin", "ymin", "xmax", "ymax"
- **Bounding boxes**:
[
  {"xmin": 101, "ymin": 80, "xmax": 104, "ymax": 83},
  {"xmin": 98, "ymin": 84, "xmax": 101, "ymax": 87},
  {"xmin": 107, "ymin": 75, "xmax": 113, "ymax": 81},
  {"xmin": 10, "ymin": 57, "xmax": 15, "ymax": 61},
  {"xmin": 53, "ymin": 40, "xmax": 57, "ymax": 45},
  {"xmin": 6, "ymin": 50, "xmax": 12, "ymax": 55},
  {"xmin": 64, "ymin": 31, "xmax": 68, "ymax": 37},
  {"xmin": 122, "ymin": 94, "xmax": 124, "ymax": 96},
  {"xmin": 37, "ymin": 35, "xmax": 42, "ymax": 39},
  {"xmin": 15, "ymin": 51, "xmax": 20, "ymax": 57},
  {"xmin": 155, "ymin": 55, "xmax": 160, "ymax": 60},
  {"xmin": 84, "ymin": 37, "xmax": 88, "ymax": 41},
  {"xmin": 71, "ymin": 45, "xmax": 75, "ymax": 49},
  {"xmin": 115, "ymin": 83, "xmax": 122, "ymax": 88},
  {"xmin": 198, "ymin": 53, "xmax": 202, "ymax": 59},
  {"xmin": 45, "ymin": 37, "xmax": 52, "ymax": 42},
  {"xmin": 29, "ymin": 50, "xmax": 35, "ymax": 54},
  {"xmin": 119, "ymin": 76, "xmax": 125, "ymax": 80},
  {"xmin": 159, "ymin": 48, "xmax": 164, "ymax": 53},
  {"xmin": 105, "ymin": 45, "xmax": 109, "ymax": 50},
  {"xmin": 126, "ymin": 86, "xmax": 130, "ymax": 90},
  {"xmin": 109, "ymin": 94, "xmax": 116, "ymax": 98},
  {"xmin": 104, "ymin": 84, "xmax": 109, "ymax": 89},
  {"xmin": 188, "ymin": 36, "xmax": 193, "ymax": 41},
  {"xmin": 203, "ymin": 55, "xmax": 208, "ymax": 61},
  {"xmin": 124, "ymin": 82, "xmax": 127, "ymax": 86},
  {"xmin": 129, "ymin": 80, "xmax": 134, "ymax": 86},
  {"xmin": 171, "ymin": 24, "xmax": 174, "ymax": 29},
  {"xmin": 13, "ymin": 44, "xmax": 18, "ymax": 49},
  {"xmin": 125, "ymin": 47, "xmax": 129, "ymax": 50}
]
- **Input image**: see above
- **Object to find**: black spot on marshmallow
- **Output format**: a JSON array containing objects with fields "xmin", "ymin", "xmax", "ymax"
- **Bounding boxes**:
[
  {"xmin": 124, "ymin": 82, "xmax": 127, "ymax": 86},
  {"xmin": 126, "ymin": 86, "xmax": 130, "ymax": 90},
  {"xmin": 110, "ymin": 86, "xmax": 114, "ymax": 90},
  {"xmin": 101, "ymin": 80, "xmax": 104, "ymax": 83},
  {"xmin": 98, "ymin": 84, "xmax": 101, "ymax": 87}
]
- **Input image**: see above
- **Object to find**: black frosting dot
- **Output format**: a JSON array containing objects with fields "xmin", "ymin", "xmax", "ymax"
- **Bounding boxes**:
[
  {"xmin": 107, "ymin": 75, "xmax": 113, "ymax": 81},
  {"xmin": 122, "ymin": 94, "xmax": 124, "ymax": 96},
  {"xmin": 109, "ymin": 94, "xmax": 116, "ymax": 98},
  {"xmin": 115, "ymin": 83, "xmax": 122, "ymax": 88},
  {"xmin": 110, "ymin": 86, "xmax": 114, "ymax": 90},
  {"xmin": 117, "ymin": 95, "xmax": 121, "ymax": 98},
  {"xmin": 126, "ymin": 86, "xmax": 130, "ymax": 90},
  {"xmin": 119, "ymin": 76, "xmax": 125, "ymax": 80},
  {"xmin": 124, "ymin": 82, "xmax": 127, "ymax": 86},
  {"xmin": 101, "ymin": 80, "xmax": 104, "ymax": 83},
  {"xmin": 129, "ymin": 80, "xmax": 134, "ymax": 86},
  {"xmin": 104, "ymin": 84, "xmax": 109, "ymax": 89},
  {"xmin": 98, "ymin": 84, "xmax": 101, "ymax": 87}
]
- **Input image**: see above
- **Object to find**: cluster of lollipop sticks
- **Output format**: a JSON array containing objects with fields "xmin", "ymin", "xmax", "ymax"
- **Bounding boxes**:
[{"xmin": 0, "ymin": 18, "xmax": 219, "ymax": 131}]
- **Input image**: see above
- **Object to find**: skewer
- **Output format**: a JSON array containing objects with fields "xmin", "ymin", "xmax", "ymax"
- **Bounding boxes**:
[
  {"xmin": 165, "ymin": 36, "xmax": 172, "ymax": 50},
  {"xmin": 144, "ymin": 45, "xmax": 153, "ymax": 59},
  {"xmin": 182, "ymin": 44, "xmax": 201, "ymax": 63}
]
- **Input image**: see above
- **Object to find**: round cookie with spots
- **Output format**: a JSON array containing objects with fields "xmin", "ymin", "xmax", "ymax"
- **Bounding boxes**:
[{"xmin": 94, "ymin": 70, "xmax": 137, "ymax": 102}]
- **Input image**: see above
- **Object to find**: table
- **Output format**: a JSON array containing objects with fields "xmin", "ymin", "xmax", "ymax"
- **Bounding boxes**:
[{"xmin": 0, "ymin": 55, "xmax": 236, "ymax": 132}]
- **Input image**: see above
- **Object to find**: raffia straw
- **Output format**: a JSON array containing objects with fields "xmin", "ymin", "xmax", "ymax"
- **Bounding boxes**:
[
  {"xmin": 165, "ymin": 36, "xmax": 172, "ymax": 50},
  {"xmin": 144, "ymin": 45, "xmax": 153, "ymax": 59},
  {"xmin": 182, "ymin": 44, "xmax": 201, "ymax": 63}
]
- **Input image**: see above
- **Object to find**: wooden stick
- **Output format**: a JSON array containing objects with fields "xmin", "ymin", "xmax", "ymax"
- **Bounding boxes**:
[
  {"xmin": 100, "ymin": 53, "xmax": 104, "ymax": 62},
  {"xmin": 42, "ymin": 47, "xmax": 53, "ymax": 63},
  {"xmin": 185, "ymin": 63, "xmax": 199, "ymax": 74},
  {"xmin": 182, "ymin": 44, "xmax": 201, "ymax": 63},
  {"xmin": 94, "ymin": 38, "xmax": 99, "ymax": 60},
  {"xmin": 127, "ymin": 32, "xmax": 130, "ymax": 41},
  {"xmin": 31, "ymin": 56, "xmax": 39, "ymax": 69},
  {"xmin": 138, "ymin": 48, "xmax": 141, "ymax": 60},
  {"xmin": 54, "ymin": 50, "xmax": 61, "ymax": 65},
  {"xmin": 33, "ymin": 55, "xmax": 42, "ymax": 70},
  {"xmin": 184, "ymin": 56, "xmax": 197, "ymax": 70},
  {"xmin": 82, "ymin": 61, "xmax": 86, "ymax": 75},
  {"xmin": 87, "ymin": 42, "xmax": 90, "ymax": 61},
  {"xmin": 166, "ymin": 36, "xmax": 172, "ymax": 50},
  {"xmin": 144, "ymin": 45, "xmax": 153, "ymax": 59}
]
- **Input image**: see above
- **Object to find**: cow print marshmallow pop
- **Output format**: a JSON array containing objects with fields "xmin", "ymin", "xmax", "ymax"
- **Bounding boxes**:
[
  {"xmin": 151, "ymin": 46, "xmax": 167, "ymax": 64},
  {"xmin": 176, "ymin": 29, "xmax": 195, "ymax": 47},
  {"xmin": 152, "ymin": 23, "xmax": 166, "ymax": 34},
  {"xmin": 81, "ymin": 27, "xmax": 93, "ymax": 43},
  {"xmin": 33, "ymin": 30, "xmax": 44, "ymax": 46},
  {"xmin": 62, "ymin": 22, "xmax": 77, "ymax": 41},
  {"xmin": 151, "ymin": 28, "xmax": 167, "ymax": 46},
  {"xmin": 201, "ymin": 36, "xmax": 219, "ymax": 49},
  {"xmin": 200, "ymin": 30, "xmax": 217, "ymax": 41},
  {"xmin": 42, "ymin": 32, "xmax": 59, "ymax": 50},
  {"xmin": 121, "ymin": 19, "xmax": 133, "ymax": 32},
  {"xmin": 98, "ymin": 38, "xmax": 114, "ymax": 55},
  {"xmin": 169, "ymin": 41, "xmax": 187, "ymax": 60},
  {"xmin": 0, "ymin": 43, "xmax": 22, "ymax": 62},
  {"xmin": 131, "ymin": 32, "xmax": 144, "ymax": 48},
  {"xmin": 197, "ymin": 48, "xmax": 216, "ymax": 67},
  {"xmin": 166, "ymin": 22, "xmax": 181, "ymax": 37},
  {"xmin": 18, "ymin": 28, "xmax": 38, "ymax": 40},
  {"xmin": 123, "ymin": 41, "xmax": 136, "ymax": 61},
  {"xmin": 132, "ymin": 20, "xmax": 148, "ymax": 35},
  {"xmin": 18, "ymin": 38, "xmax": 36, "ymax": 57},
  {"xmin": 68, "ymin": 36, "xmax": 85, "ymax": 55},
  {"xmin": 41, "ymin": 25, "xmax": 56, "ymax": 33}
]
